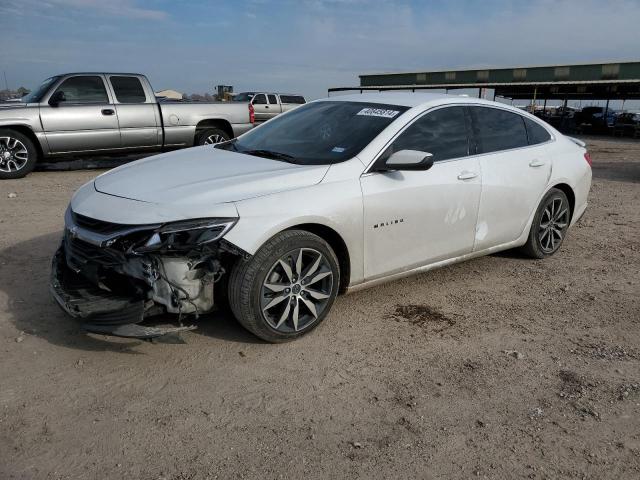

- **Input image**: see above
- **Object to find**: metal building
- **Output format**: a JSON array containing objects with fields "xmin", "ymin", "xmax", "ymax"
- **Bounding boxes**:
[{"xmin": 329, "ymin": 61, "xmax": 640, "ymax": 104}]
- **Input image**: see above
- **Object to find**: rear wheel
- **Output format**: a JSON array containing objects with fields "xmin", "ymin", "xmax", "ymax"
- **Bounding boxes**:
[
  {"xmin": 196, "ymin": 128, "xmax": 230, "ymax": 146},
  {"xmin": 0, "ymin": 129, "xmax": 37, "ymax": 179},
  {"xmin": 228, "ymin": 230, "xmax": 340, "ymax": 343},
  {"xmin": 521, "ymin": 188, "xmax": 571, "ymax": 258}
]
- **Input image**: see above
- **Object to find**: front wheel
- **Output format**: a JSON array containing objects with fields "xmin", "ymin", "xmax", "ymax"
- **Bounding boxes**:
[
  {"xmin": 521, "ymin": 188, "xmax": 571, "ymax": 258},
  {"xmin": 228, "ymin": 230, "xmax": 340, "ymax": 343},
  {"xmin": 0, "ymin": 129, "xmax": 38, "ymax": 179}
]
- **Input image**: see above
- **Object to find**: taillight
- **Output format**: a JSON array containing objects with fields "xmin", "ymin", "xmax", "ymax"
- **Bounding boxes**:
[
  {"xmin": 249, "ymin": 103, "xmax": 255, "ymax": 124},
  {"xmin": 584, "ymin": 152, "xmax": 592, "ymax": 167}
]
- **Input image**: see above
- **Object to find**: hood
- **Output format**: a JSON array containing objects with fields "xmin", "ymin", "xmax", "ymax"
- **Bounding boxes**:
[{"xmin": 94, "ymin": 146, "xmax": 329, "ymax": 205}]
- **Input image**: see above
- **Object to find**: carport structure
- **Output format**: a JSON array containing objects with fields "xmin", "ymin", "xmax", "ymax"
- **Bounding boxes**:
[{"xmin": 329, "ymin": 61, "xmax": 640, "ymax": 114}]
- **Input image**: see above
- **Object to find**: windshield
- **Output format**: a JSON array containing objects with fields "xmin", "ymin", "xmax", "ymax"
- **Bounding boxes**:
[
  {"xmin": 218, "ymin": 101, "xmax": 409, "ymax": 165},
  {"xmin": 232, "ymin": 93, "xmax": 255, "ymax": 102},
  {"xmin": 22, "ymin": 76, "xmax": 60, "ymax": 103}
]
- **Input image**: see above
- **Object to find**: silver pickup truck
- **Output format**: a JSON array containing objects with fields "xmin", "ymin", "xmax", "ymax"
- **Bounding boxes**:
[
  {"xmin": 232, "ymin": 92, "xmax": 306, "ymax": 122},
  {"xmin": 0, "ymin": 73, "xmax": 254, "ymax": 179}
]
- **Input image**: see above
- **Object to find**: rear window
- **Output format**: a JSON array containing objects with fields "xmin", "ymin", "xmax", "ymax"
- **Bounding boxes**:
[
  {"xmin": 524, "ymin": 117, "xmax": 551, "ymax": 145},
  {"xmin": 280, "ymin": 95, "xmax": 305, "ymax": 104},
  {"xmin": 110, "ymin": 76, "xmax": 147, "ymax": 103},
  {"xmin": 471, "ymin": 107, "xmax": 528, "ymax": 153}
]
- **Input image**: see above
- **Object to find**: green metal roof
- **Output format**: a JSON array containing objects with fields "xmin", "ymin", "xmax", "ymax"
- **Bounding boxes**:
[{"xmin": 329, "ymin": 61, "xmax": 640, "ymax": 99}]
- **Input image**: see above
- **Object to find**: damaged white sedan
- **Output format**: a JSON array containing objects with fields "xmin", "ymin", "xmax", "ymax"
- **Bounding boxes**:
[{"xmin": 51, "ymin": 93, "xmax": 592, "ymax": 342}]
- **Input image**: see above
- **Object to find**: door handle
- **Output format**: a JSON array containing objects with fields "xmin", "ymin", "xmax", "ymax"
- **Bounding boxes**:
[
  {"xmin": 265, "ymin": 105, "xmax": 270, "ymax": 109},
  {"xmin": 457, "ymin": 171, "xmax": 478, "ymax": 180},
  {"xmin": 101, "ymin": 109, "xmax": 115, "ymax": 116},
  {"xmin": 529, "ymin": 159, "xmax": 546, "ymax": 167}
]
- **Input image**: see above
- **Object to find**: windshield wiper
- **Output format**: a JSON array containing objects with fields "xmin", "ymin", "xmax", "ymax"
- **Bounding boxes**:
[
  {"xmin": 241, "ymin": 149, "xmax": 298, "ymax": 163},
  {"xmin": 215, "ymin": 139, "xmax": 238, "ymax": 151}
]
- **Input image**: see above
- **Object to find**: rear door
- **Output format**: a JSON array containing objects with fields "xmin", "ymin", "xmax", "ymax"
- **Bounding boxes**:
[
  {"xmin": 40, "ymin": 75, "xmax": 121, "ymax": 154},
  {"xmin": 107, "ymin": 75, "xmax": 161, "ymax": 149},
  {"xmin": 252, "ymin": 94, "xmax": 270, "ymax": 122},
  {"xmin": 360, "ymin": 106, "xmax": 482, "ymax": 280},
  {"xmin": 470, "ymin": 106, "xmax": 552, "ymax": 251}
]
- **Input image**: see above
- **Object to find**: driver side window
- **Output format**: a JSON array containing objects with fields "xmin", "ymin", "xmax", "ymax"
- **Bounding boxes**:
[
  {"xmin": 52, "ymin": 76, "xmax": 109, "ymax": 104},
  {"xmin": 253, "ymin": 94, "xmax": 267, "ymax": 105},
  {"xmin": 389, "ymin": 106, "xmax": 470, "ymax": 162}
]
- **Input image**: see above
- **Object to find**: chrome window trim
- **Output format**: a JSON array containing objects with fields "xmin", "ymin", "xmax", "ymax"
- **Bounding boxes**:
[{"xmin": 363, "ymin": 102, "xmax": 555, "ymax": 175}]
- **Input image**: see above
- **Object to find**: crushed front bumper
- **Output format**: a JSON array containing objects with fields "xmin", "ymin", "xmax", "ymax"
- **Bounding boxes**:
[{"xmin": 50, "ymin": 247, "xmax": 196, "ymax": 339}]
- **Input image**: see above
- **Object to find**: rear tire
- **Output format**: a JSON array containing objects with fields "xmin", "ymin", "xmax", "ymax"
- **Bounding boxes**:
[
  {"xmin": 0, "ymin": 129, "xmax": 38, "ymax": 179},
  {"xmin": 228, "ymin": 230, "xmax": 340, "ymax": 343},
  {"xmin": 520, "ymin": 188, "xmax": 571, "ymax": 258},
  {"xmin": 196, "ymin": 128, "xmax": 230, "ymax": 146}
]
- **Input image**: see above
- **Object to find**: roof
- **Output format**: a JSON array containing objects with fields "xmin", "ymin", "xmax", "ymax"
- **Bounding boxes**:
[
  {"xmin": 55, "ymin": 72, "xmax": 145, "ymax": 76},
  {"xmin": 320, "ymin": 91, "xmax": 451, "ymax": 107},
  {"xmin": 319, "ymin": 91, "xmax": 512, "ymax": 109},
  {"xmin": 329, "ymin": 61, "xmax": 640, "ymax": 100},
  {"xmin": 358, "ymin": 60, "xmax": 640, "ymax": 78}
]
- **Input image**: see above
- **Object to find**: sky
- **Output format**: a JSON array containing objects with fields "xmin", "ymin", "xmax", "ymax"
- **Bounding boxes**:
[{"xmin": 1, "ymin": 0, "xmax": 639, "ymax": 103}]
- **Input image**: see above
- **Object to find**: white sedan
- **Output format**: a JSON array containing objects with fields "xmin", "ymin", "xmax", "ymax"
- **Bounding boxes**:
[{"xmin": 51, "ymin": 93, "xmax": 592, "ymax": 342}]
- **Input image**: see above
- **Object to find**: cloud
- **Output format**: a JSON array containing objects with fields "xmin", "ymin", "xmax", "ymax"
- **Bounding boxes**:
[{"xmin": 0, "ymin": 0, "xmax": 168, "ymax": 20}]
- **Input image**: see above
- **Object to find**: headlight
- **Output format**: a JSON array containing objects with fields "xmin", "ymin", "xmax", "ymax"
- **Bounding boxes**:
[{"xmin": 133, "ymin": 218, "xmax": 237, "ymax": 253}]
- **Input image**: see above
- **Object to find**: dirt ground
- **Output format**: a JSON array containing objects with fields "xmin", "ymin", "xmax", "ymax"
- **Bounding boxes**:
[{"xmin": 1, "ymin": 137, "xmax": 639, "ymax": 479}]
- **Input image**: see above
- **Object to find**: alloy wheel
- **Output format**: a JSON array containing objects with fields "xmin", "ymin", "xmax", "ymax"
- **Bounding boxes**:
[
  {"xmin": 0, "ymin": 136, "xmax": 29, "ymax": 173},
  {"xmin": 538, "ymin": 196, "xmax": 569, "ymax": 253},
  {"xmin": 260, "ymin": 248, "xmax": 334, "ymax": 333},
  {"xmin": 204, "ymin": 134, "xmax": 226, "ymax": 145}
]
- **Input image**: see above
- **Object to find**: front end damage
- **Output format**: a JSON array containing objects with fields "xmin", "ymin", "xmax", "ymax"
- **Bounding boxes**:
[{"xmin": 50, "ymin": 208, "xmax": 244, "ymax": 339}]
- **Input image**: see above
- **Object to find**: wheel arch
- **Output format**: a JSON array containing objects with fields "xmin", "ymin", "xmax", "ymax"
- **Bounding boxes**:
[
  {"xmin": 285, "ymin": 223, "xmax": 351, "ymax": 294},
  {"xmin": 0, "ymin": 125, "xmax": 44, "ymax": 160},
  {"xmin": 194, "ymin": 119, "xmax": 234, "ymax": 142},
  {"xmin": 550, "ymin": 182, "xmax": 576, "ymax": 221}
]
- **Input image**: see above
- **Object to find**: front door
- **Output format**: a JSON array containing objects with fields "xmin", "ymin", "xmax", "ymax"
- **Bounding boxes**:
[
  {"xmin": 252, "ymin": 94, "xmax": 270, "ymax": 122},
  {"xmin": 40, "ymin": 75, "xmax": 121, "ymax": 154},
  {"xmin": 360, "ymin": 106, "xmax": 482, "ymax": 280}
]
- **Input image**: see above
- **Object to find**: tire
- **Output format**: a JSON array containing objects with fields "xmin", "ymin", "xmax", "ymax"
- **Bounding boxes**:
[
  {"xmin": 196, "ymin": 128, "xmax": 230, "ymax": 146},
  {"xmin": 228, "ymin": 230, "xmax": 340, "ymax": 343},
  {"xmin": 0, "ymin": 129, "xmax": 38, "ymax": 179},
  {"xmin": 520, "ymin": 188, "xmax": 571, "ymax": 259}
]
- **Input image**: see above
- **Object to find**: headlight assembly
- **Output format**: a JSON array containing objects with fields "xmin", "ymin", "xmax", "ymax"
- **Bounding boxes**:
[{"xmin": 132, "ymin": 218, "xmax": 237, "ymax": 253}]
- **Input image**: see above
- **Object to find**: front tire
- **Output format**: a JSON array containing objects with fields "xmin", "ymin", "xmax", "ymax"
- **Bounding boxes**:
[
  {"xmin": 521, "ymin": 188, "xmax": 571, "ymax": 258},
  {"xmin": 228, "ymin": 230, "xmax": 340, "ymax": 343},
  {"xmin": 196, "ymin": 128, "xmax": 230, "ymax": 146},
  {"xmin": 0, "ymin": 129, "xmax": 38, "ymax": 179}
]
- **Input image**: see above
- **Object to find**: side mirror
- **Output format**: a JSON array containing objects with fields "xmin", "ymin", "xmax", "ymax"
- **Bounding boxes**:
[
  {"xmin": 377, "ymin": 150, "xmax": 434, "ymax": 172},
  {"xmin": 49, "ymin": 90, "xmax": 66, "ymax": 106}
]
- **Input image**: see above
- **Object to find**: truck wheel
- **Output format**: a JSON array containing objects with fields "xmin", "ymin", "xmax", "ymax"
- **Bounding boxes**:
[
  {"xmin": 0, "ymin": 129, "xmax": 38, "ymax": 179},
  {"xmin": 228, "ymin": 230, "xmax": 340, "ymax": 343},
  {"xmin": 196, "ymin": 128, "xmax": 230, "ymax": 146}
]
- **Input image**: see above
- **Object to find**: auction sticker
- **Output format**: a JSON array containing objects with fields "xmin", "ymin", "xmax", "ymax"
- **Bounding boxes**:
[{"xmin": 356, "ymin": 108, "xmax": 400, "ymax": 119}]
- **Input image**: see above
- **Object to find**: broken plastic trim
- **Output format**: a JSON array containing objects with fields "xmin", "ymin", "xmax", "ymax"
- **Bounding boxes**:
[{"xmin": 50, "ymin": 246, "xmax": 197, "ymax": 340}]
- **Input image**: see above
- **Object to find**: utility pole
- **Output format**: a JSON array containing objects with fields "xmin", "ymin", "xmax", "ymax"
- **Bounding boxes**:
[{"xmin": 3, "ymin": 71, "xmax": 8, "ymax": 91}]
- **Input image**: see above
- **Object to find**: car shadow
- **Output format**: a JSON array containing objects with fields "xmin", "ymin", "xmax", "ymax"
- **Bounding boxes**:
[{"xmin": 0, "ymin": 232, "xmax": 260, "ymax": 353}]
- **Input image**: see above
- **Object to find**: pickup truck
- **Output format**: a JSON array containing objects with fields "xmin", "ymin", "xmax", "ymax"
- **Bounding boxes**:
[
  {"xmin": 232, "ymin": 92, "xmax": 306, "ymax": 122},
  {"xmin": 0, "ymin": 73, "xmax": 255, "ymax": 179}
]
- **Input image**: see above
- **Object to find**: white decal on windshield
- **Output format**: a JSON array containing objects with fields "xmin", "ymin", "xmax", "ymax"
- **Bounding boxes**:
[
  {"xmin": 332, "ymin": 147, "xmax": 346, "ymax": 153},
  {"xmin": 356, "ymin": 108, "xmax": 400, "ymax": 119}
]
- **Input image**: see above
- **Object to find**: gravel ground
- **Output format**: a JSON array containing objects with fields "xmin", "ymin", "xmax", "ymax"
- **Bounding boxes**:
[{"xmin": 0, "ymin": 137, "xmax": 639, "ymax": 479}]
